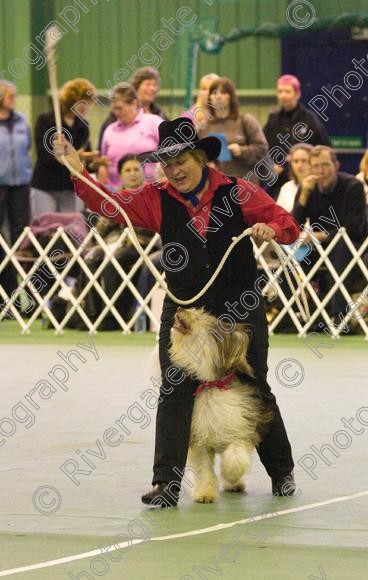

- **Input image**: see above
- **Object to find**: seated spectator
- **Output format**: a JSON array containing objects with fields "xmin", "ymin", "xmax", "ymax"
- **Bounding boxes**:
[
  {"xmin": 182, "ymin": 73, "xmax": 219, "ymax": 127},
  {"xmin": 277, "ymin": 143, "xmax": 312, "ymax": 211},
  {"xmin": 264, "ymin": 74, "xmax": 331, "ymax": 198},
  {"xmin": 71, "ymin": 155, "xmax": 159, "ymax": 330},
  {"xmin": 356, "ymin": 149, "xmax": 368, "ymax": 208},
  {"xmin": 98, "ymin": 67, "xmax": 168, "ymax": 149},
  {"xmin": 0, "ymin": 79, "xmax": 32, "ymax": 296},
  {"xmin": 292, "ymin": 146, "xmax": 367, "ymax": 319},
  {"xmin": 97, "ymin": 85, "xmax": 161, "ymax": 190},
  {"xmin": 31, "ymin": 78, "xmax": 100, "ymax": 218},
  {"xmin": 200, "ymin": 77, "xmax": 268, "ymax": 182}
]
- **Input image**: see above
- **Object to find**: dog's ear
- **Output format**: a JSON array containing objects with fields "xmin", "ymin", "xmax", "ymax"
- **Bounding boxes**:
[{"xmin": 222, "ymin": 329, "xmax": 254, "ymax": 377}]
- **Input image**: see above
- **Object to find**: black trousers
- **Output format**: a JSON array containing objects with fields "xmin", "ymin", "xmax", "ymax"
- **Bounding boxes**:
[
  {"xmin": 0, "ymin": 185, "xmax": 30, "ymax": 296},
  {"xmin": 152, "ymin": 295, "xmax": 294, "ymax": 485}
]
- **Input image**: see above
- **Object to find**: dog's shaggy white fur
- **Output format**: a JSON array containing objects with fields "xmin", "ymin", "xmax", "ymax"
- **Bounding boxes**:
[{"xmin": 170, "ymin": 307, "xmax": 270, "ymax": 503}]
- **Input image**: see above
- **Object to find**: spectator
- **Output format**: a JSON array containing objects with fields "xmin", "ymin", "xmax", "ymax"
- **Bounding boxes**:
[
  {"xmin": 200, "ymin": 77, "xmax": 268, "ymax": 182},
  {"xmin": 292, "ymin": 145, "xmax": 367, "ymax": 318},
  {"xmin": 31, "ymin": 78, "xmax": 99, "ymax": 218},
  {"xmin": 132, "ymin": 67, "xmax": 168, "ymax": 119},
  {"xmin": 356, "ymin": 149, "xmax": 368, "ymax": 207},
  {"xmin": 277, "ymin": 143, "xmax": 312, "ymax": 212},
  {"xmin": 97, "ymin": 85, "xmax": 161, "ymax": 189},
  {"xmin": 98, "ymin": 67, "xmax": 168, "ymax": 149},
  {"xmin": 0, "ymin": 80, "xmax": 32, "ymax": 295},
  {"xmin": 0, "ymin": 80, "xmax": 32, "ymax": 242},
  {"xmin": 264, "ymin": 74, "xmax": 331, "ymax": 198},
  {"xmin": 182, "ymin": 73, "xmax": 219, "ymax": 127}
]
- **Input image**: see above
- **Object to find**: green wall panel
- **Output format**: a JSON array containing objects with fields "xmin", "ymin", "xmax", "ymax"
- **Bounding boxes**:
[
  {"xmin": 43, "ymin": 0, "xmax": 287, "ymax": 91},
  {"xmin": 316, "ymin": 0, "xmax": 368, "ymax": 18},
  {"xmin": 0, "ymin": 0, "xmax": 367, "ymax": 104},
  {"xmin": 0, "ymin": 0, "xmax": 32, "ymax": 93}
]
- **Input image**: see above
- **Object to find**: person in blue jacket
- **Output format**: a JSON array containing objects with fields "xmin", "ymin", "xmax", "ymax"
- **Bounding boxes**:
[
  {"xmin": 0, "ymin": 80, "xmax": 32, "ymax": 294},
  {"xmin": 0, "ymin": 80, "xmax": 32, "ymax": 241}
]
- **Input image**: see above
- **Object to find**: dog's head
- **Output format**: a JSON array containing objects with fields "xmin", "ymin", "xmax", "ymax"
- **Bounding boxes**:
[{"xmin": 170, "ymin": 307, "xmax": 254, "ymax": 381}]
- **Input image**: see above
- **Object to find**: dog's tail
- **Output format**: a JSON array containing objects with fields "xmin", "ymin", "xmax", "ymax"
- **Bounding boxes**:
[{"xmin": 220, "ymin": 442, "xmax": 252, "ymax": 485}]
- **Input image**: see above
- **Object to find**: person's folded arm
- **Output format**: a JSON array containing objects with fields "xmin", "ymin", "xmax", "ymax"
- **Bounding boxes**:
[{"xmin": 292, "ymin": 183, "xmax": 313, "ymax": 226}]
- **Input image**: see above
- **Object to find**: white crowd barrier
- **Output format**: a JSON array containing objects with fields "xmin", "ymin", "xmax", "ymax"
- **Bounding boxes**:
[{"xmin": 0, "ymin": 226, "xmax": 367, "ymax": 338}]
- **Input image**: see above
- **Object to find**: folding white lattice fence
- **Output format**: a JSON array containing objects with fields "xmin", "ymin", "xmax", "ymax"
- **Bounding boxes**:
[{"xmin": 0, "ymin": 227, "xmax": 367, "ymax": 338}]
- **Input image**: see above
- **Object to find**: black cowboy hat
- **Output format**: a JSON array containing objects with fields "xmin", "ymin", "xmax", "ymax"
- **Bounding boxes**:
[{"xmin": 138, "ymin": 117, "xmax": 221, "ymax": 163}]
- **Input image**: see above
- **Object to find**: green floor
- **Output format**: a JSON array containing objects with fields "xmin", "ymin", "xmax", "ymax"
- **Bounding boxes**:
[
  {"xmin": 1, "ymin": 319, "xmax": 366, "ymax": 348},
  {"xmin": 1, "ymin": 522, "xmax": 367, "ymax": 579},
  {"xmin": 0, "ymin": 326, "xmax": 367, "ymax": 579}
]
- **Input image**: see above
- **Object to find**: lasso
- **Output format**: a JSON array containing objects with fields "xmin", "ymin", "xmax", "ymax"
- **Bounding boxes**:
[{"xmin": 45, "ymin": 27, "xmax": 309, "ymax": 321}]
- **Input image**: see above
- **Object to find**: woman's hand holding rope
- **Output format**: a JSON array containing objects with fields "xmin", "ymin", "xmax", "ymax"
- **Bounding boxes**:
[{"xmin": 54, "ymin": 134, "xmax": 84, "ymax": 173}]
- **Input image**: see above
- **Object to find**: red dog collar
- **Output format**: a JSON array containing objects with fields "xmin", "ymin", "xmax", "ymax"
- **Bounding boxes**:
[{"xmin": 193, "ymin": 371, "xmax": 235, "ymax": 397}]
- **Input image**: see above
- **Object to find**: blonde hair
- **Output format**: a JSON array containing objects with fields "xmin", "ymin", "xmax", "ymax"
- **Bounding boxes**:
[
  {"xmin": 288, "ymin": 143, "xmax": 313, "ymax": 181},
  {"xmin": 0, "ymin": 79, "xmax": 15, "ymax": 106},
  {"xmin": 166, "ymin": 148, "xmax": 208, "ymax": 168},
  {"xmin": 199, "ymin": 73, "xmax": 219, "ymax": 87},
  {"xmin": 359, "ymin": 150, "xmax": 368, "ymax": 174},
  {"xmin": 188, "ymin": 149, "xmax": 208, "ymax": 167},
  {"xmin": 59, "ymin": 78, "xmax": 97, "ymax": 113}
]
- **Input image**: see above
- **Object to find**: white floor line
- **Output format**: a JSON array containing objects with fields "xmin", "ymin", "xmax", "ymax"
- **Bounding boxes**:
[{"xmin": 1, "ymin": 490, "xmax": 367, "ymax": 577}]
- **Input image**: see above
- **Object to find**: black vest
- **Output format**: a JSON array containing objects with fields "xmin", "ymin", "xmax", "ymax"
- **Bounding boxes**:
[{"xmin": 160, "ymin": 181, "xmax": 258, "ymax": 311}]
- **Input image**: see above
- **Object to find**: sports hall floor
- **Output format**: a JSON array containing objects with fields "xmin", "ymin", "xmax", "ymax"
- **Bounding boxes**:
[{"xmin": 0, "ymin": 322, "xmax": 367, "ymax": 579}]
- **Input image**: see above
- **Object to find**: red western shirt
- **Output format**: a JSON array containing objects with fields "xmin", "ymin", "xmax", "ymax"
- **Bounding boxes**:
[{"xmin": 73, "ymin": 167, "xmax": 300, "ymax": 244}]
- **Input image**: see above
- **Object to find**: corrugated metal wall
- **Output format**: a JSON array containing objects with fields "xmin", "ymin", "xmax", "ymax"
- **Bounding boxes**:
[
  {"xmin": 1, "ymin": 0, "xmax": 366, "ymax": 140},
  {"xmin": 0, "ymin": 0, "xmax": 32, "ymax": 93},
  {"xmin": 2, "ymin": 0, "xmax": 367, "ymax": 91},
  {"xmin": 2, "ymin": 0, "xmax": 367, "ymax": 92},
  {"xmin": 48, "ymin": 0, "xmax": 285, "ymax": 90}
]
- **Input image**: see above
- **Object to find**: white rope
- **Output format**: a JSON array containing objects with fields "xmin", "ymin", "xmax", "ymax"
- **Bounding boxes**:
[
  {"xmin": 63, "ymin": 158, "xmax": 255, "ymax": 306},
  {"xmin": 45, "ymin": 27, "xmax": 63, "ymax": 135},
  {"xmin": 44, "ymin": 29, "xmax": 310, "ymax": 316}
]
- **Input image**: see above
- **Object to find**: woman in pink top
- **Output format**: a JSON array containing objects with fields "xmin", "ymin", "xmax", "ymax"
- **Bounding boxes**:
[{"xmin": 98, "ymin": 85, "xmax": 161, "ymax": 189}]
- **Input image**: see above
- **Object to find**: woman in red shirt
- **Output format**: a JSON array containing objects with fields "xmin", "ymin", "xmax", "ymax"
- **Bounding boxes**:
[{"xmin": 56, "ymin": 117, "xmax": 300, "ymax": 507}]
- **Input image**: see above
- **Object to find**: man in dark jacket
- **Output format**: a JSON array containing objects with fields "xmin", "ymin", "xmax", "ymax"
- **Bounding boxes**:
[
  {"xmin": 264, "ymin": 75, "xmax": 331, "ymax": 198},
  {"xmin": 292, "ymin": 145, "xmax": 367, "ymax": 317}
]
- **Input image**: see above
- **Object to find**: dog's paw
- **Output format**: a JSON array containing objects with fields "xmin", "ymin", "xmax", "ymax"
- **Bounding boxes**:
[
  {"xmin": 222, "ymin": 482, "xmax": 246, "ymax": 493},
  {"xmin": 192, "ymin": 491, "xmax": 218, "ymax": 503}
]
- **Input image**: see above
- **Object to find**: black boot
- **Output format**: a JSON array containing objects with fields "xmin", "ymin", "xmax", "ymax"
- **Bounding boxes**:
[
  {"xmin": 271, "ymin": 471, "xmax": 296, "ymax": 497},
  {"xmin": 141, "ymin": 483, "xmax": 179, "ymax": 507}
]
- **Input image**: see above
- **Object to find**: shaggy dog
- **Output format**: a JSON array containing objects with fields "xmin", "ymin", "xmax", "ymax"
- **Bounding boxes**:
[{"xmin": 170, "ymin": 307, "xmax": 270, "ymax": 503}]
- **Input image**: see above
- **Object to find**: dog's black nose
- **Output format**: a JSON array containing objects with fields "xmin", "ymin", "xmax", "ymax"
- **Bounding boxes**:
[{"xmin": 176, "ymin": 307, "xmax": 183, "ymax": 313}]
